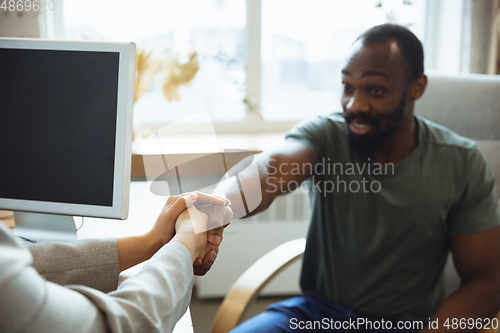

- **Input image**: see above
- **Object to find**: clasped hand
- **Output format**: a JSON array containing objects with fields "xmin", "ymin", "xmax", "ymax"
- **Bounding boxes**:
[{"xmin": 147, "ymin": 192, "xmax": 233, "ymax": 276}]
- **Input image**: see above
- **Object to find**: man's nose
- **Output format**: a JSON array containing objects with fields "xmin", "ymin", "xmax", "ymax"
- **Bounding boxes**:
[{"xmin": 346, "ymin": 93, "xmax": 370, "ymax": 114}]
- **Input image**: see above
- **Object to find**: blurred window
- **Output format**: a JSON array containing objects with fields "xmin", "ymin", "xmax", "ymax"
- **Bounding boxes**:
[
  {"xmin": 61, "ymin": 0, "xmax": 426, "ymax": 127},
  {"xmin": 63, "ymin": 0, "xmax": 246, "ymax": 125}
]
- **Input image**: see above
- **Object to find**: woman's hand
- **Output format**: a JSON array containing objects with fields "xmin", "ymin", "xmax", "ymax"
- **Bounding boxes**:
[
  {"xmin": 145, "ymin": 192, "xmax": 229, "ymax": 252},
  {"xmin": 116, "ymin": 192, "xmax": 229, "ymax": 272}
]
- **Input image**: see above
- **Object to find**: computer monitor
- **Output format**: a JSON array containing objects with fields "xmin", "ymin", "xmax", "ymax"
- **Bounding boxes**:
[{"xmin": 0, "ymin": 38, "xmax": 136, "ymax": 242}]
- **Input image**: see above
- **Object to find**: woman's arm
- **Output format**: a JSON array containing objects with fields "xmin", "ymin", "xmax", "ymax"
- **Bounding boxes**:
[
  {"xmin": 29, "ymin": 238, "xmax": 120, "ymax": 293},
  {"xmin": 29, "ymin": 192, "xmax": 230, "ymax": 292},
  {"xmin": 1, "ymin": 195, "xmax": 223, "ymax": 333}
]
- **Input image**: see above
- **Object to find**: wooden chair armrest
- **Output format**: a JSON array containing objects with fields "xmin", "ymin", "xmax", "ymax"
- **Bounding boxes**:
[{"xmin": 209, "ymin": 238, "xmax": 306, "ymax": 333}]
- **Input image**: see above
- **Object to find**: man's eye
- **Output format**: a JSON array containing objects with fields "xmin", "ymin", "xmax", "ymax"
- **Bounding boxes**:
[
  {"xmin": 343, "ymin": 84, "xmax": 353, "ymax": 94},
  {"xmin": 369, "ymin": 87, "xmax": 384, "ymax": 96}
]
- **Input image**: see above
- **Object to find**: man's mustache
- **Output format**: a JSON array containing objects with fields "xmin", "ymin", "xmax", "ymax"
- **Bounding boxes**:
[{"xmin": 343, "ymin": 112, "xmax": 381, "ymax": 128}]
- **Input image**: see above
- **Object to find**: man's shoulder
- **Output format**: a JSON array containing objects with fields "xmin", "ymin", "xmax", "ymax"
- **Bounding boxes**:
[
  {"xmin": 285, "ymin": 113, "xmax": 347, "ymax": 159},
  {"xmin": 418, "ymin": 116, "xmax": 478, "ymax": 152},
  {"xmin": 319, "ymin": 112, "xmax": 347, "ymax": 129},
  {"xmin": 287, "ymin": 112, "xmax": 346, "ymax": 137}
]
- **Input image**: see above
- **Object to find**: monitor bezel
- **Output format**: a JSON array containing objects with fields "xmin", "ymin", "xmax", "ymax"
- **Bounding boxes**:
[{"xmin": 0, "ymin": 38, "xmax": 135, "ymax": 219}]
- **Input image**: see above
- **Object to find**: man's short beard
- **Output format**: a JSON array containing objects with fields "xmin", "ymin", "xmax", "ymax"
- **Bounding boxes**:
[{"xmin": 345, "ymin": 94, "xmax": 406, "ymax": 160}]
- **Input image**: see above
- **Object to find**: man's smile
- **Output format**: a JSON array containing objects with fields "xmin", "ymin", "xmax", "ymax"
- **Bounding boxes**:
[{"xmin": 349, "ymin": 120, "xmax": 374, "ymax": 135}]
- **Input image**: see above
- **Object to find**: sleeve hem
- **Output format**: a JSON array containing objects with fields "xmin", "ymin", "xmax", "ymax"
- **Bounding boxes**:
[
  {"xmin": 449, "ymin": 213, "xmax": 500, "ymax": 236},
  {"xmin": 285, "ymin": 137, "xmax": 320, "ymax": 162}
]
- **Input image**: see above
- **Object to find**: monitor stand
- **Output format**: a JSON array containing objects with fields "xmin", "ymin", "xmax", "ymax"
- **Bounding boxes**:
[{"xmin": 13, "ymin": 212, "xmax": 77, "ymax": 243}]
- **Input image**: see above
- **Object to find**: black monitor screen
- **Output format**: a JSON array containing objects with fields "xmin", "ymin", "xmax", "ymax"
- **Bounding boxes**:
[{"xmin": 0, "ymin": 48, "xmax": 119, "ymax": 207}]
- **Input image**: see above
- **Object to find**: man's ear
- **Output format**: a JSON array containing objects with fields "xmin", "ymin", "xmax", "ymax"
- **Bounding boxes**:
[{"xmin": 409, "ymin": 74, "xmax": 428, "ymax": 101}]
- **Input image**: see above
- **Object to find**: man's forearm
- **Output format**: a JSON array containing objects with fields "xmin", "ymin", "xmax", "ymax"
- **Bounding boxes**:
[
  {"xmin": 421, "ymin": 273, "xmax": 500, "ymax": 333},
  {"xmin": 213, "ymin": 153, "xmax": 275, "ymax": 220},
  {"xmin": 213, "ymin": 143, "xmax": 315, "ymax": 220}
]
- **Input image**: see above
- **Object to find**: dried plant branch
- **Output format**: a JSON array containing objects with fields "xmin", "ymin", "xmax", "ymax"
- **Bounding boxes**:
[
  {"xmin": 134, "ymin": 48, "xmax": 165, "ymax": 103},
  {"xmin": 162, "ymin": 52, "xmax": 200, "ymax": 101}
]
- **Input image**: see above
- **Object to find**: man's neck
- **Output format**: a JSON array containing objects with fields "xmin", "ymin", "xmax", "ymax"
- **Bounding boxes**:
[{"xmin": 372, "ymin": 115, "xmax": 418, "ymax": 166}]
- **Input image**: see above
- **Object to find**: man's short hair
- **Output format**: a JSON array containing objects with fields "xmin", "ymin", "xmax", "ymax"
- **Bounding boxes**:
[{"xmin": 356, "ymin": 24, "xmax": 424, "ymax": 82}]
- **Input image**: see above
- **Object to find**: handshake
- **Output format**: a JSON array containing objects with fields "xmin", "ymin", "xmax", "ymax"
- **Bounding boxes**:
[{"xmin": 147, "ymin": 191, "xmax": 234, "ymax": 276}]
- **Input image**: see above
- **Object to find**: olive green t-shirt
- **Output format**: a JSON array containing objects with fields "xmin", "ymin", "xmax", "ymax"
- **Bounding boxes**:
[{"xmin": 285, "ymin": 113, "xmax": 500, "ymax": 321}]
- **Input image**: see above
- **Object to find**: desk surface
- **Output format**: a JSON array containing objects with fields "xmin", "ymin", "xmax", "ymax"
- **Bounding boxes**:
[
  {"xmin": 0, "ymin": 210, "xmax": 14, "ymax": 229},
  {"xmin": 78, "ymin": 182, "xmax": 166, "ymax": 239}
]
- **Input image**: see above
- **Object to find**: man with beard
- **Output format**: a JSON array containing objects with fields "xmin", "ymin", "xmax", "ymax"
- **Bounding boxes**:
[{"xmin": 209, "ymin": 24, "xmax": 500, "ymax": 332}]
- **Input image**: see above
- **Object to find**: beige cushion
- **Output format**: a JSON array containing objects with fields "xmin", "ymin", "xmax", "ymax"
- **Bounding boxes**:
[{"xmin": 415, "ymin": 73, "xmax": 500, "ymax": 140}]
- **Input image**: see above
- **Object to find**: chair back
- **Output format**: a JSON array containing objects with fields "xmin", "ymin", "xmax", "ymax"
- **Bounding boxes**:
[{"xmin": 415, "ymin": 73, "xmax": 500, "ymax": 296}]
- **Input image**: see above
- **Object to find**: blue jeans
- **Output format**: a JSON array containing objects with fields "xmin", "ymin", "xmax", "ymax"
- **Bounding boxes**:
[{"xmin": 230, "ymin": 295, "xmax": 423, "ymax": 333}]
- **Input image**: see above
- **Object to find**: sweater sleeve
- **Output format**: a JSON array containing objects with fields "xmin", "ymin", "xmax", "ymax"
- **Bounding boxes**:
[
  {"xmin": 0, "ymin": 224, "xmax": 194, "ymax": 333},
  {"xmin": 28, "ymin": 238, "xmax": 120, "ymax": 293}
]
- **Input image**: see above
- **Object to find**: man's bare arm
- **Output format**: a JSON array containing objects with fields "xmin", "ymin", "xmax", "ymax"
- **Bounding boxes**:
[
  {"xmin": 420, "ymin": 226, "xmax": 500, "ymax": 333},
  {"xmin": 214, "ymin": 141, "xmax": 316, "ymax": 220}
]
